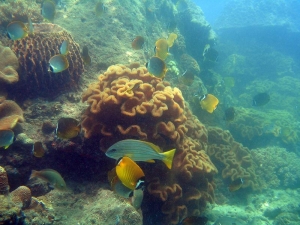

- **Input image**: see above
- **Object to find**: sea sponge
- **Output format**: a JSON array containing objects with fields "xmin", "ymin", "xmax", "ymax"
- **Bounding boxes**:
[
  {"xmin": 11, "ymin": 185, "xmax": 32, "ymax": 209},
  {"xmin": 0, "ymin": 100, "xmax": 24, "ymax": 130},
  {"xmin": 82, "ymin": 65, "xmax": 217, "ymax": 224},
  {"xmin": 207, "ymin": 127, "xmax": 260, "ymax": 190},
  {"xmin": 3, "ymin": 23, "xmax": 84, "ymax": 100},
  {"xmin": 0, "ymin": 166, "xmax": 10, "ymax": 195},
  {"xmin": 0, "ymin": 45, "xmax": 19, "ymax": 85}
]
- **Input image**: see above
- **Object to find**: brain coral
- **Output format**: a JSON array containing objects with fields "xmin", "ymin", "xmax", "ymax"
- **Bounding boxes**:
[
  {"xmin": 207, "ymin": 126, "xmax": 260, "ymax": 190},
  {"xmin": 11, "ymin": 185, "xmax": 32, "ymax": 209},
  {"xmin": 3, "ymin": 23, "xmax": 84, "ymax": 100},
  {"xmin": 0, "ymin": 100, "xmax": 24, "ymax": 130},
  {"xmin": 82, "ymin": 64, "xmax": 217, "ymax": 224}
]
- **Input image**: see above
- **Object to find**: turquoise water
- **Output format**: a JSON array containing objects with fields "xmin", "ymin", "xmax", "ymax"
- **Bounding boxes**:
[{"xmin": 0, "ymin": 0, "xmax": 299, "ymax": 224}]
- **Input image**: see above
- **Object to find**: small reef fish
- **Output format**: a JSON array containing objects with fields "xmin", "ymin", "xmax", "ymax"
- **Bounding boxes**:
[
  {"xmin": 179, "ymin": 69, "xmax": 194, "ymax": 86},
  {"xmin": 155, "ymin": 38, "xmax": 169, "ymax": 60},
  {"xmin": 131, "ymin": 36, "xmax": 145, "ymax": 50},
  {"xmin": 60, "ymin": 40, "xmax": 69, "ymax": 55},
  {"xmin": 6, "ymin": 21, "xmax": 28, "ymax": 40},
  {"xmin": 203, "ymin": 44, "xmax": 218, "ymax": 62},
  {"xmin": 30, "ymin": 169, "xmax": 67, "ymax": 190},
  {"xmin": 49, "ymin": 54, "xmax": 69, "ymax": 73},
  {"xmin": 228, "ymin": 178, "xmax": 243, "ymax": 192},
  {"xmin": 224, "ymin": 107, "xmax": 235, "ymax": 121},
  {"xmin": 41, "ymin": 0, "xmax": 56, "ymax": 22},
  {"xmin": 146, "ymin": 56, "xmax": 168, "ymax": 79},
  {"xmin": 32, "ymin": 141, "xmax": 46, "ymax": 158},
  {"xmin": 199, "ymin": 94, "xmax": 219, "ymax": 113},
  {"xmin": 95, "ymin": 1, "xmax": 107, "ymax": 17},
  {"xmin": 0, "ymin": 130, "xmax": 14, "ymax": 149},
  {"xmin": 55, "ymin": 117, "xmax": 81, "ymax": 139},
  {"xmin": 126, "ymin": 82, "xmax": 141, "ymax": 95},
  {"xmin": 252, "ymin": 92, "xmax": 270, "ymax": 106},
  {"xmin": 108, "ymin": 167, "xmax": 133, "ymax": 198},
  {"xmin": 179, "ymin": 216, "xmax": 208, "ymax": 225},
  {"xmin": 81, "ymin": 45, "xmax": 91, "ymax": 65},
  {"xmin": 116, "ymin": 156, "xmax": 145, "ymax": 190},
  {"xmin": 106, "ymin": 139, "xmax": 176, "ymax": 169},
  {"xmin": 167, "ymin": 32, "xmax": 177, "ymax": 47}
]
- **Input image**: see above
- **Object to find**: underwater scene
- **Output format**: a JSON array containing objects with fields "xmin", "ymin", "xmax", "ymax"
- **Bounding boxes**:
[{"xmin": 0, "ymin": 0, "xmax": 300, "ymax": 224}]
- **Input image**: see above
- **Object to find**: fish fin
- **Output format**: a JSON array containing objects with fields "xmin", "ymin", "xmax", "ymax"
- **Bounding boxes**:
[
  {"xmin": 145, "ymin": 159, "xmax": 155, "ymax": 163},
  {"xmin": 161, "ymin": 149, "xmax": 176, "ymax": 169},
  {"xmin": 140, "ymin": 141, "xmax": 162, "ymax": 153},
  {"xmin": 4, "ymin": 145, "xmax": 9, "ymax": 149},
  {"xmin": 29, "ymin": 170, "xmax": 37, "ymax": 180}
]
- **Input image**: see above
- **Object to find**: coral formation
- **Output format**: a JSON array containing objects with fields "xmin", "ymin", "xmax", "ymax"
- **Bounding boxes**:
[
  {"xmin": 207, "ymin": 127, "xmax": 260, "ymax": 190},
  {"xmin": 0, "ymin": 166, "xmax": 9, "ymax": 195},
  {"xmin": 11, "ymin": 185, "xmax": 32, "ymax": 209},
  {"xmin": 82, "ymin": 64, "xmax": 217, "ymax": 224},
  {"xmin": 0, "ymin": 100, "xmax": 24, "ymax": 130},
  {"xmin": 3, "ymin": 23, "xmax": 84, "ymax": 100},
  {"xmin": 251, "ymin": 147, "xmax": 300, "ymax": 189},
  {"xmin": 0, "ymin": 44, "xmax": 19, "ymax": 85},
  {"xmin": 180, "ymin": 53, "xmax": 201, "ymax": 75},
  {"xmin": 0, "ymin": 1, "xmax": 43, "ymax": 27}
]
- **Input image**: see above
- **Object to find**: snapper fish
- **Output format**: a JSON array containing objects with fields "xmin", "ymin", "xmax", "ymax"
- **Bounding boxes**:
[
  {"xmin": 199, "ymin": 94, "xmax": 219, "ymax": 113},
  {"xmin": 116, "ymin": 157, "xmax": 145, "ymax": 190},
  {"xmin": 106, "ymin": 139, "xmax": 176, "ymax": 169}
]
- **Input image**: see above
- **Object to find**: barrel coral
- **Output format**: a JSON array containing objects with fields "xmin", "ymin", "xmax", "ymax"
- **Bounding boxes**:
[
  {"xmin": 82, "ymin": 64, "xmax": 217, "ymax": 224},
  {"xmin": 3, "ymin": 23, "xmax": 84, "ymax": 100}
]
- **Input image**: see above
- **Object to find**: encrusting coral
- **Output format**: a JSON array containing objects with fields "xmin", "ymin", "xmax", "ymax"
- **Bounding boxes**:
[
  {"xmin": 0, "ymin": 100, "xmax": 24, "ymax": 130},
  {"xmin": 0, "ymin": 44, "xmax": 19, "ymax": 85},
  {"xmin": 3, "ymin": 23, "xmax": 84, "ymax": 100},
  {"xmin": 207, "ymin": 127, "xmax": 260, "ymax": 190},
  {"xmin": 82, "ymin": 64, "xmax": 217, "ymax": 224}
]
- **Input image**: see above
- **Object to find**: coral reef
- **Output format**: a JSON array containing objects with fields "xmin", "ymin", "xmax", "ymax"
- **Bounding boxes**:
[
  {"xmin": 207, "ymin": 127, "xmax": 260, "ymax": 190},
  {"xmin": 179, "ymin": 53, "xmax": 200, "ymax": 75},
  {"xmin": 251, "ymin": 147, "xmax": 300, "ymax": 189},
  {"xmin": 0, "ymin": 0, "xmax": 43, "ymax": 27},
  {"xmin": 0, "ymin": 166, "xmax": 9, "ymax": 195},
  {"xmin": 0, "ymin": 99, "xmax": 24, "ymax": 130},
  {"xmin": 82, "ymin": 64, "xmax": 217, "ymax": 224},
  {"xmin": 2, "ymin": 23, "xmax": 84, "ymax": 100}
]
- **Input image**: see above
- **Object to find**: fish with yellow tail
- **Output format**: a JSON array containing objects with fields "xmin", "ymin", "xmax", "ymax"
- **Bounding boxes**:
[
  {"xmin": 146, "ymin": 56, "xmax": 168, "ymax": 79},
  {"xmin": 6, "ymin": 21, "xmax": 28, "ymax": 40},
  {"xmin": 106, "ymin": 139, "xmax": 176, "ymax": 169},
  {"xmin": 116, "ymin": 157, "xmax": 145, "ymax": 190},
  {"xmin": 199, "ymin": 94, "xmax": 219, "ymax": 113},
  {"xmin": 49, "ymin": 40, "xmax": 70, "ymax": 73},
  {"xmin": 29, "ymin": 169, "xmax": 67, "ymax": 191},
  {"xmin": 154, "ymin": 38, "xmax": 169, "ymax": 60}
]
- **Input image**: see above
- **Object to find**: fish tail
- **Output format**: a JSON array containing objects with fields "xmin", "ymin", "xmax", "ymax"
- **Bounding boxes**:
[
  {"xmin": 29, "ymin": 170, "xmax": 37, "ymax": 180},
  {"xmin": 161, "ymin": 149, "xmax": 176, "ymax": 169}
]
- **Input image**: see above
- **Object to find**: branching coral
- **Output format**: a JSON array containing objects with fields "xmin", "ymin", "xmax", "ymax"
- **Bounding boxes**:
[
  {"xmin": 207, "ymin": 126, "xmax": 260, "ymax": 190},
  {"xmin": 82, "ymin": 64, "xmax": 217, "ymax": 224},
  {"xmin": 0, "ymin": 100, "xmax": 24, "ymax": 130}
]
